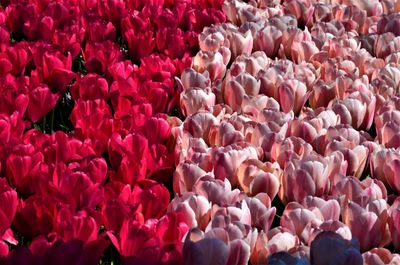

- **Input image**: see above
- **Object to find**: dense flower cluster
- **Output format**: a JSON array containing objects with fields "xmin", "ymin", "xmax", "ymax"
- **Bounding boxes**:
[
  {"xmin": 0, "ymin": 0, "xmax": 225, "ymax": 264},
  {"xmin": 2, "ymin": 0, "xmax": 400, "ymax": 264},
  {"xmin": 174, "ymin": 0, "xmax": 400, "ymax": 264}
]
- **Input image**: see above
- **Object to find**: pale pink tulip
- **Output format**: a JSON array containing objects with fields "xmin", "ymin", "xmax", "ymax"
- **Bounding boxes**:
[
  {"xmin": 183, "ymin": 112, "xmax": 218, "ymax": 142},
  {"xmin": 270, "ymin": 136, "xmax": 314, "ymax": 169},
  {"xmin": 226, "ymin": 28, "xmax": 253, "ymax": 59},
  {"xmin": 192, "ymin": 176, "xmax": 241, "ymax": 206},
  {"xmin": 180, "ymin": 68, "xmax": 211, "ymax": 90},
  {"xmin": 180, "ymin": 87, "xmax": 216, "ymax": 116},
  {"xmin": 363, "ymin": 248, "xmax": 400, "ymax": 265},
  {"xmin": 278, "ymin": 79, "xmax": 308, "ymax": 114},
  {"xmin": 370, "ymin": 146, "xmax": 400, "ymax": 190},
  {"xmin": 192, "ymin": 48, "xmax": 230, "ymax": 81},
  {"xmin": 306, "ymin": 220, "xmax": 353, "ymax": 246},
  {"xmin": 280, "ymin": 202, "xmax": 324, "ymax": 243},
  {"xmin": 330, "ymin": 177, "xmax": 388, "ymax": 208},
  {"xmin": 253, "ymin": 25, "xmax": 282, "ymax": 58},
  {"xmin": 388, "ymin": 197, "xmax": 400, "ymax": 250},
  {"xmin": 223, "ymin": 72, "xmax": 260, "ymax": 112},
  {"xmin": 198, "ymin": 25, "xmax": 229, "ymax": 53},
  {"xmin": 236, "ymin": 159, "xmax": 280, "ymax": 199},
  {"xmin": 302, "ymin": 196, "xmax": 341, "ymax": 222},
  {"xmin": 173, "ymin": 161, "xmax": 208, "ymax": 194},
  {"xmin": 279, "ymin": 154, "xmax": 332, "ymax": 204},
  {"xmin": 209, "ymin": 121, "xmax": 244, "ymax": 147},
  {"xmin": 267, "ymin": 227, "xmax": 301, "ymax": 254},
  {"xmin": 241, "ymin": 94, "xmax": 280, "ymax": 118},
  {"xmin": 168, "ymin": 193, "xmax": 211, "ymax": 230},
  {"xmin": 229, "ymin": 51, "xmax": 270, "ymax": 77},
  {"xmin": 211, "ymin": 143, "xmax": 259, "ymax": 186},
  {"xmin": 342, "ymin": 200, "xmax": 389, "ymax": 252}
]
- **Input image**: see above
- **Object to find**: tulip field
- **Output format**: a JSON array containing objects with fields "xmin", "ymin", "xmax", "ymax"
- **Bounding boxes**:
[{"xmin": 2, "ymin": 0, "xmax": 400, "ymax": 264}]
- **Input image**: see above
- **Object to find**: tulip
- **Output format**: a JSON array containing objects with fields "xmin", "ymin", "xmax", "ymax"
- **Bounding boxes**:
[
  {"xmin": 370, "ymin": 146, "xmax": 400, "ymax": 192},
  {"xmin": 310, "ymin": 231, "xmax": 362, "ymax": 265},
  {"xmin": 279, "ymin": 153, "xmax": 333, "ymax": 204},
  {"xmin": 192, "ymin": 48, "xmax": 230, "ymax": 81},
  {"xmin": 388, "ymin": 197, "xmax": 400, "ymax": 250},
  {"xmin": 363, "ymin": 248, "xmax": 400, "ymax": 265},
  {"xmin": 180, "ymin": 87, "xmax": 216, "ymax": 116},
  {"xmin": 236, "ymin": 159, "xmax": 280, "ymax": 199},
  {"xmin": 342, "ymin": 200, "xmax": 390, "ymax": 252},
  {"xmin": 168, "ymin": 193, "xmax": 211, "ymax": 230},
  {"xmin": 211, "ymin": 143, "xmax": 259, "ymax": 186},
  {"xmin": 253, "ymin": 25, "xmax": 282, "ymax": 58}
]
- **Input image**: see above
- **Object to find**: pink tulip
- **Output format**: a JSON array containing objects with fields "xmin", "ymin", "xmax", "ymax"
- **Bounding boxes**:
[
  {"xmin": 363, "ymin": 248, "xmax": 400, "ymax": 265},
  {"xmin": 270, "ymin": 136, "xmax": 314, "ymax": 169},
  {"xmin": 280, "ymin": 202, "xmax": 324, "ymax": 243},
  {"xmin": 342, "ymin": 200, "xmax": 390, "ymax": 252},
  {"xmin": 192, "ymin": 176, "xmax": 242, "ymax": 206},
  {"xmin": 324, "ymin": 141, "xmax": 369, "ymax": 179},
  {"xmin": 241, "ymin": 94, "xmax": 280, "ymax": 118},
  {"xmin": 209, "ymin": 121, "xmax": 244, "ymax": 147},
  {"xmin": 180, "ymin": 68, "xmax": 211, "ymax": 90},
  {"xmin": 253, "ymin": 25, "xmax": 282, "ymax": 58},
  {"xmin": 192, "ymin": 48, "xmax": 230, "ymax": 81},
  {"xmin": 309, "ymin": 80, "xmax": 337, "ymax": 109},
  {"xmin": 236, "ymin": 159, "xmax": 280, "ymax": 198},
  {"xmin": 226, "ymin": 27, "xmax": 253, "ymax": 59},
  {"xmin": 198, "ymin": 25, "xmax": 229, "ymax": 53},
  {"xmin": 229, "ymin": 51, "xmax": 270, "ymax": 77},
  {"xmin": 211, "ymin": 143, "xmax": 258, "ymax": 186},
  {"xmin": 168, "ymin": 193, "xmax": 211, "ymax": 230},
  {"xmin": 370, "ymin": 146, "xmax": 400, "ymax": 192},
  {"xmin": 173, "ymin": 161, "xmax": 207, "ymax": 194},
  {"xmin": 287, "ymin": 118, "xmax": 319, "ymax": 144},
  {"xmin": 329, "ymin": 91, "xmax": 376, "ymax": 131},
  {"xmin": 267, "ymin": 227, "xmax": 301, "ymax": 254},
  {"xmin": 180, "ymin": 87, "xmax": 216, "ymax": 116},
  {"xmin": 330, "ymin": 177, "xmax": 387, "ymax": 208},
  {"xmin": 245, "ymin": 195, "xmax": 276, "ymax": 232},
  {"xmin": 223, "ymin": 72, "xmax": 260, "ymax": 112},
  {"xmin": 388, "ymin": 197, "xmax": 400, "ymax": 250},
  {"xmin": 279, "ymin": 153, "xmax": 335, "ymax": 204},
  {"xmin": 183, "ymin": 112, "xmax": 219, "ymax": 142},
  {"xmin": 278, "ymin": 79, "xmax": 308, "ymax": 114}
]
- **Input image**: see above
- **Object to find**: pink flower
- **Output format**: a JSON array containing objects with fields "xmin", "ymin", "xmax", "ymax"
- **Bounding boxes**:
[
  {"xmin": 192, "ymin": 48, "xmax": 230, "ymax": 81},
  {"xmin": 253, "ymin": 25, "xmax": 282, "ymax": 58},
  {"xmin": 279, "ymin": 154, "xmax": 333, "ymax": 204},
  {"xmin": 342, "ymin": 200, "xmax": 390, "ymax": 252},
  {"xmin": 388, "ymin": 197, "xmax": 400, "ymax": 250},
  {"xmin": 363, "ymin": 248, "xmax": 400, "ymax": 265},
  {"xmin": 236, "ymin": 159, "xmax": 280, "ymax": 199}
]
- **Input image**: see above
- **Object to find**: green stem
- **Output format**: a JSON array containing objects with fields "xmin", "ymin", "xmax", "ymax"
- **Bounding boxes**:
[
  {"xmin": 42, "ymin": 116, "xmax": 46, "ymax": 133},
  {"xmin": 50, "ymin": 109, "xmax": 55, "ymax": 133}
]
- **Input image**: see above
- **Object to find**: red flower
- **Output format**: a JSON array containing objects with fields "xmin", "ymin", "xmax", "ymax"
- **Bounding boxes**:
[
  {"xmin": 70, "ymin": 74, "xmax": 109, "ymax": 101},
  {"xmin": 83, "ymin": 41, "xmax": 123, "ymax": 74},
  {"xmin": 31, "ymin": 45, "xmax": 75, "ymax": 93},
  {"xmin": 27, "ymin": 84, "xmax": 59, "ymax": 122},
  {"xmin": 131, "ymin": 180, "xmax": 170, "ymax": 220}
]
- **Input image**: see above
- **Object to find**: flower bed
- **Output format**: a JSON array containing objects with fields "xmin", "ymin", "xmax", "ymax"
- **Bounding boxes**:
[{"xmin": 1, "ymin": 0, "xmax": 400, "ymax": 264}]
